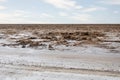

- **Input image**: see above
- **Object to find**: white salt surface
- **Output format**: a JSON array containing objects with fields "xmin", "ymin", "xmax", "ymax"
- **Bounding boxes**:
[
  {"xmin": 0, "ymin": 32, "xmax": 120, "ymax": 80},
  {"xmin": 0, "ymin": 70, "xmax": 120, "ymax": 80}
]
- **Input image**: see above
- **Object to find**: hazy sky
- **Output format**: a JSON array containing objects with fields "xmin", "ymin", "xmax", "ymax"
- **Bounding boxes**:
[{"xmin": 0, "ymin": 0, "xmax": 120, "ymax": 24}]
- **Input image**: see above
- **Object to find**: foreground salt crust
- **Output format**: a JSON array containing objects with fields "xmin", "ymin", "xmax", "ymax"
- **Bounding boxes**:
[
  {"xmin": 0, "ymin": 70, "xmax": 120, "ymax": 80},
  {"xmin": 0, "ymin": 31, "xmax": 120, "ymax": 79},
  {"xmin": 0, "ymin": 46, "xmax": 120, "ymax": 72}
]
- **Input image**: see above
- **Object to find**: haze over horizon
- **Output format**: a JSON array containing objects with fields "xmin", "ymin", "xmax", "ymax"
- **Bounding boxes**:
[{"xmin": 0, "ymin": 0, "xmax": 120, "ymax": 24}]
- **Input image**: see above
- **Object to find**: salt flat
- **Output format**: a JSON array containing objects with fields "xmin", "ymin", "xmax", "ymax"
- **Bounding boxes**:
[
  {"xmin": 0, "ymin": 46, "xmax": 120, "ymax": 79},
  {"xmin": 0, "ymin": 24, "xmax": 120, "ymax": 80}
]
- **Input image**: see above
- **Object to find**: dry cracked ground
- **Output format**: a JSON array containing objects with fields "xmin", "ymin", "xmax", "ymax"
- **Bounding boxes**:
[{"xmin": 0, "ymin": 24, "xmax": 120, "ymax": 80}]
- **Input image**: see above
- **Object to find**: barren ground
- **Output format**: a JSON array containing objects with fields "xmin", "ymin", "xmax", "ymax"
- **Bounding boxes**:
[{"xmin": 0, "ymin": 24, "xmax": 120, "ymax": 80}]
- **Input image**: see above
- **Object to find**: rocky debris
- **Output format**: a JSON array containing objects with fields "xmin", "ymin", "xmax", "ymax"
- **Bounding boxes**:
[
  {"xmin": 16, "ymin": 39, "xmax": 40, "ymax": 48},
  {"xmin": 73, "ymin": 41, "xmax": 82, "ymax": 46},
  {"xmin": 48, "ymin": 44, "xmax": 54, "ymax": 50},
  {"xmin": 28, "ymin": 37, "xmax": 37, "ymax": 39},
  {"xmin": 37, "ymin": 31, "xmax": 105, "ymax": 46},
  {"xmin": 2, "ymin": 30, "xmax": 17, "ymax": 35},
  {"xmin": 29, "ymin": 41, "xmax": 40, "ymax": 47},
  {"xmin": 53, "ymin": 40, "xmax": 68, "ymax": 45},
  {"xmin": 2, "ymin": 43, "xmax": 19, "ymax": 48},
  {"xmin": 16, "ymin": 39, "xmax": 33, "ymax": 45},
  {"xmin": 0, "ymin": 30, "xmax": 106, "ymax": 49},
  {"xmin": 22, "ymin": 45, "xmax": 26, "ymax": 48},
  {"xmin": 15, "ymin": 39, "xmax": 48, "ymax": 48},
  {"xmin": 101, "ymin": 40, "xmax": 120, "ymax": 43},
  {"xmin": 39, "ymin": 31, "xmax": 105, "ymax": 41}
]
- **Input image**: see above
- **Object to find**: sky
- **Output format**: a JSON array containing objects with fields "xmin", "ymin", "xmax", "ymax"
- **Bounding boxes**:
[{"xmin": 0, "ymin": 0, "xmax": 120, "ymax": 24}]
